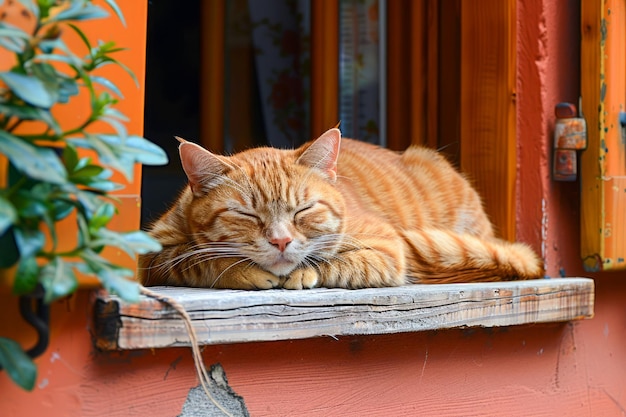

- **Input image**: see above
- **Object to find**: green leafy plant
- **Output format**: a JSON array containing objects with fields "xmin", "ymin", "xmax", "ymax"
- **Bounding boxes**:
[{"xmin": 0, "ymin": 0, "xmax": 167, "ymax": 390}]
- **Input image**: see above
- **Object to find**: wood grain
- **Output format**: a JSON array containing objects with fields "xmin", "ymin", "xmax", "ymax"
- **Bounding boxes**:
[
  {"xmin": 200, "ymin": 0, "xmax": 225, "ymax": 152},
  {"xmin": 311, "ymin": 0, "xmax": 339, "ymax": 138},
  {"xmin": 460, "ymin": 0, "xmax": 516, "ymax": 240},
  {"xmin": 93, "ymin": 278, "xmax": 594, "ymax": 350},
  {"xmin": 580, "ymin": 0, "xmax": 626, "ymax": 271}
]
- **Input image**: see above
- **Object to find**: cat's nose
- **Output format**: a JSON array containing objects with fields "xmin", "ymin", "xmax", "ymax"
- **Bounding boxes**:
[{"xmin": 270, "ymin": 236, "xmax": 292, "ymax": 252}]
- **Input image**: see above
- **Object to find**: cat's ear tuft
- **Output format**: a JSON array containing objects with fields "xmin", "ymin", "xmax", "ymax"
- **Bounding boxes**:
[
  {"xmin": 297, "ymin": 128, "xmax": 341, "ymax": 182},
  {"xmin": 178, "ymin": 139, "xmax": 229, "ymax": 197}
]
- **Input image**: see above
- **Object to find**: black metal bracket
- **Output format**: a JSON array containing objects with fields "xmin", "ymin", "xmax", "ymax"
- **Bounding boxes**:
[
  {"xmin": 18, "ymin": 286, "xmax": 50, "ymax": 359},
  {"xmin": 0, "ymin": 287, "xmax": 50, "ymax": 371}
]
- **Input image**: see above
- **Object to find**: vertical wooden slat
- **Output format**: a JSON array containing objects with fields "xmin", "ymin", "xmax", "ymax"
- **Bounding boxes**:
[
  {"xmin": 410, "ymin": 1, "xmax": 427, "ymax": 147},
  {"xmin": 425, "ymin": 0, "xmax": 439, "ymax": 149},
  {"xmin": 386, "ymin": 0, "xmax": 410, "ymax": 150},
  {"xmin": 580, "ymin": 0, "xmax": 626, "ymax": 271},
  {"xmin": 460, "ymin": 0, "xmax": 516, "ymax": 241},
  {"xmin": 387, "ymin": 0, "xmax": 428, "ymax": 150},
  {"xmin": 437, "ymin": 0, "xmax": 461, "ymax": 164},
  {"xmin": 200, "ymin": 0, "xmax": 225, "ymax": 152},
  {"xmin": 311, "ymin": 0, "xmax": 339, "ymax": 138}
]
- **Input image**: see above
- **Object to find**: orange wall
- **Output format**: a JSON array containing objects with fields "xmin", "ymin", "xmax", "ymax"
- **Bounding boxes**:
[
  {"xmin": 0, "ymin": 277, "xmax": 625, "ymax": 416},
  {"xmin": 2, "ymin": 1, "xmax": 626, "ymax": 416}
]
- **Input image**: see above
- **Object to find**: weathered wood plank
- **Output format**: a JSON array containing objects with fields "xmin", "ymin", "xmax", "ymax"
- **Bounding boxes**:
[{"xmin": 93, "ymin": 278, "xmax": 594, "ymax": 350}]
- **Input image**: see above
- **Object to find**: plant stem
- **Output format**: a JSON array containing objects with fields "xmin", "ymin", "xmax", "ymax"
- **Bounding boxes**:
[{"xmin": 6, "ymin": 119, "xmax": 23, "ymax": 133}]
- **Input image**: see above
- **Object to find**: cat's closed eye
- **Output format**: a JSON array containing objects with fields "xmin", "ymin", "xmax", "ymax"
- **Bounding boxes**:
[
  {"xmin": 232, "ymin": 209, "xmax": 261, "ymax": 222},
  {"xmin": 294, "ymin": 204, "xmax": 315, "ymax": 218}
]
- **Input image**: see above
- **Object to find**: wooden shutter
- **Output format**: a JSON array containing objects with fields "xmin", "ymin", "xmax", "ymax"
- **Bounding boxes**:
[
  {"xmin": 580, "ymin": 0, "xmax": 626, "ymax": 271},
  {"xmin": 459, "ymin": 0, "xmax": 517, "ymax": 241}
]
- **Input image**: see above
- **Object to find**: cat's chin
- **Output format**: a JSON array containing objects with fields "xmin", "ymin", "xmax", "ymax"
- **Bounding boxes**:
[{"xmin": 263, "ymin": 258, "xmax": 299, "ymax": 277}]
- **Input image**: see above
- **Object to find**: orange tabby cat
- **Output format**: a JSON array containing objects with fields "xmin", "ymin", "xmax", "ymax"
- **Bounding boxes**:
[{"xmin": 139, "ymin": 128, "xmax": 543, "ymax": 289}]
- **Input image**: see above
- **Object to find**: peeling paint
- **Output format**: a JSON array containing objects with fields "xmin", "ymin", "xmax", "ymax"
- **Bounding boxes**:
[
  {"xmin": 37, "ymin": 378, "xmax": 49, "ymax": 389},
  {"xmin": 600, "ymin": 82, "xmax": 607, "ymax": 101},
  {"xmin": 179, "ymin": 363, "xmax": 249, "ymax": 417}
]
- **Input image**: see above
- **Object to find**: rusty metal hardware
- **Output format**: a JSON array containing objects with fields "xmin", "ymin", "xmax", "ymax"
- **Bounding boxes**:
[{"xmin": 553, "ymin": 102, "xmax": 587, "ymax": 181}]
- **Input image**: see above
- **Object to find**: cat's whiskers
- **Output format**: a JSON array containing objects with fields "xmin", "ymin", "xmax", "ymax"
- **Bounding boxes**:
[
  {"xmin": 149, "ymin": 244, "xmax": 246, "ymax": 274},
  {"xmin": 209, "ymin": 257, "xmax": 252, "ymax": 288},
  {"xmin": 184, "ymin": 253, "xmax": 252, "ymax": 273},
  {"xmin": 311, "ymin": 233, "xmax": 368, "ymax": 253}
]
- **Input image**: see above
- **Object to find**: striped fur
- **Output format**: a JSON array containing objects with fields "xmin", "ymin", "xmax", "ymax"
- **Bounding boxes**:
[{"xmin": 139, "ymin": 128, "xmax": 543, "ymax": 289}]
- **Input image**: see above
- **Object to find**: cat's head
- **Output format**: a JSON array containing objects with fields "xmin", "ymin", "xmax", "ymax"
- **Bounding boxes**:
[{"xmin": 177, "ymin": 128, "xmax": 346, "ymax": 277}]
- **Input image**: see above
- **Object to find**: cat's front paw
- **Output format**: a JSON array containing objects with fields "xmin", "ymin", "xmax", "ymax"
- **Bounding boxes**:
[
  {"xmin": 282, "ymin": 268, "xmax": 319, "ymax": 290},
  {"xmin": 240, "ymin": 268, "xmax": 281, "ymax": 289}
]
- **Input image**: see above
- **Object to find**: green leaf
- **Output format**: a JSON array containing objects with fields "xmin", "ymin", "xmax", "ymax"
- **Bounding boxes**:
[
  {"xmin": 13, "ymin": 255, "xmax": 39, "ymax": 295},
  {"xmin": 40, "ymin": 257, "xmax": 77, "ymax": 303},
  {"xmin": 0, "ymin": 25, "xmax": 31, "ymax": 40},
  {"xmin": 29, "ymin": 62, "xmax": 79, "ymax": 105},
  {"xmin": 101, "ymin": 116, "xmax": 127, "ymax": 139},
  {"xmin": 62, "ymin": 143, "xmax": 79, "ymax": 171},
  {"xmin": 101, "ymin": 135, "xmax": 169, "ymax": 166},
  {"xmin": 91, "ymin": 75, "xmax": 123, "ymax": 98},
  {"xmin": 13, "ymin": 226, "xmax": 45, "ymax": 259},
  {"xmin": 100, "ymin": 271, "xmax": 139, "ymax": 303},
  {"xmin": 0, "ymin": 195, "xmax": 17, "ymax": 235},
  {"xmin": 0, "ymin": 22, "xmax": 30, "ymax": 53},
  {"xmin": 0, "ymin": 130, "xmax": 67, "ymax": 183},
  {"xmin": 35, "ymin": 37, "xmax": 83, "ymax": 68},
  {"xmin": 0, "ymin": 35, "xmax": 26, "ymax": 53},
  {"xmin": 69, "ymin": 135, "xmax": 133, "ymax": 180},
  {"xmin": 92, "ymin": 55, "xmax": 138, "ymax": 87},
  {"xmin": 102, "ymin": 106, "xmax": 128, "ymax": 122},
  {"xmin": 0, "ymin": 21, "xmax": 30, "ymax": 53},
  {"xmin": 0, "ymin": 104, "xmax": 62, "ymax": 135},
  {"xmin": 0, "ymin": 72, "xmax": 54, "ymax": 108},
  {"xmin": 49, "ymin": 2, "xmax": 109, "ymax": 22},
  {"xmin": 94, "ymin": 229, "xmax": 161, "ymax": 257},
  {"xmin": 103, "ymin": 0, "xmax": 126, "ymax": 27},
  {"xmin": 50, "ymin": 199, "xmax": 75, "ymax": 222},
  {"xmin": 0, "ymin": 337, "xmax": 37, "ymax": 391},
  {"xmin": 37, "ymin": 0, "xmax": 57, "ymax": 19},
  {"xmin": 79, "ymin": 250, "xmax": 139, "ymax": 302},
  {"xmin": 0, "ymin": 104, "xmax": 40, "ymax": 119},
  {"xmin": 13, "ymin": 191, "xmax": 47, "ymax": 218},
  {"xmin": 70, "ymin": 134, "xmax": 168, "ymax": 181},
  {"xmin": 0, "ymin": 227, "xmax": 19, "ymax": 268},
  {"xmin": 88, "ymin": 202, "xmax": 116, "ymax": 233},
  {"xmin": 66, "ymin": 23, "xmax": 91, "ymax": 52},
  {"xmin": 71, "ymin": 164, "xmax": 105, "ymax": 180}
]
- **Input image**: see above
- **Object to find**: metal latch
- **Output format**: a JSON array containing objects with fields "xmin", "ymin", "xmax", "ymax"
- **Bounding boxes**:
[{"xmin": 553, "ymin": 102, "xmax": 587, "ymax": 181}]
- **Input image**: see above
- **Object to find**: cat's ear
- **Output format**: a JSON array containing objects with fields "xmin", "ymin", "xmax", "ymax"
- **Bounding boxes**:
[
  {"xmin": 176, "ymin": 136, "xmax": 229, "ymax": 197},
  {"xmin": 297, "ymin": 128, "xmax": 341, "ymax": 182}
]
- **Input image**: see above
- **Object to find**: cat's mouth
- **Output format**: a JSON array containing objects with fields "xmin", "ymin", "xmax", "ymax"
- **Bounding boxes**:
[{"xmin": 263, "ymin": 255, "xmax": 299, "ymax": 276}]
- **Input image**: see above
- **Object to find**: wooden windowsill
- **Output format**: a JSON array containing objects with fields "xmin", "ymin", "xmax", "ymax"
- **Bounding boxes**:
[{"xmin": 92, "ymin": 278, "xmax": 594, "ymax": 350}]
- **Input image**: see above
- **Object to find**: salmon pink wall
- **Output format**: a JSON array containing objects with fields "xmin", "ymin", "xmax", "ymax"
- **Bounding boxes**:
[
  {"xmin": 517, "ymin": 0, "xmax": 593, "ymax": 279},
  {"xmin": 0, "ymin": 278, "xmax": 625, "ymax": 416},
  {"xmin": 1, "ymin": 1, "xmax": 626, "ymax": 416}
]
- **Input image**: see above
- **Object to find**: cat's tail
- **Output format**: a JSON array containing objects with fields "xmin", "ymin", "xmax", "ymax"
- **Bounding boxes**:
[{"xmin": 402, "ymin": 229, "xmax": 544, "ymax": 283}]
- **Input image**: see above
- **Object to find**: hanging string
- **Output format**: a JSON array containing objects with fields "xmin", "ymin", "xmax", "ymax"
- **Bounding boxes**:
[{"xmin": 139, "ymin": 286, "xmax": 234, "ymax": 417}]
